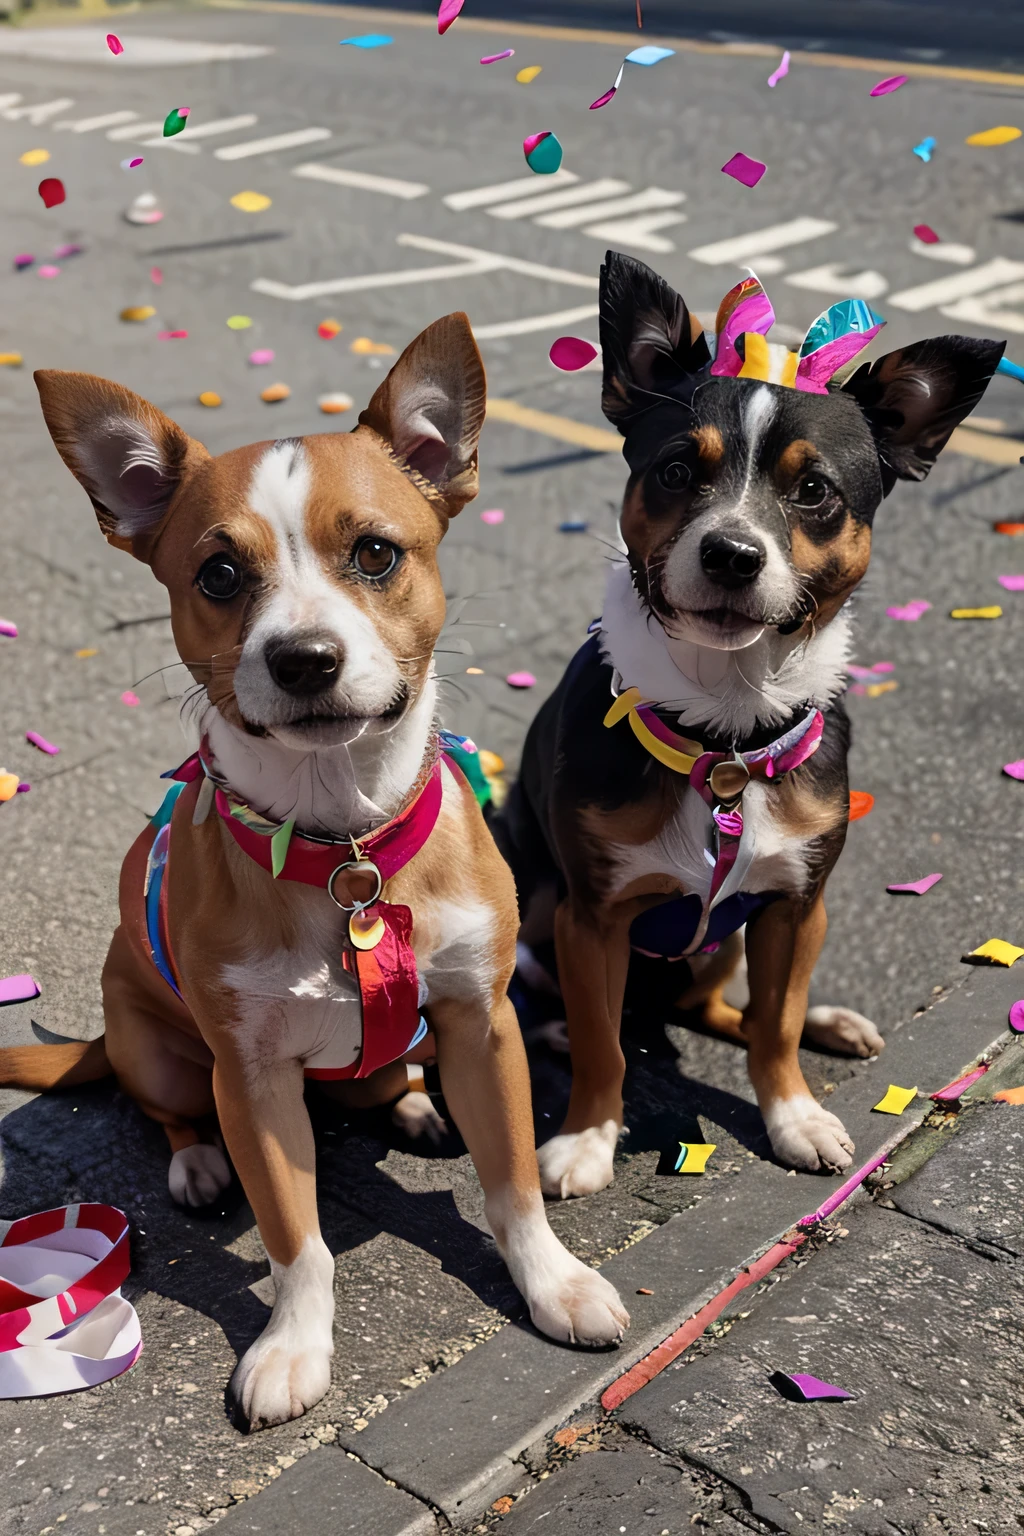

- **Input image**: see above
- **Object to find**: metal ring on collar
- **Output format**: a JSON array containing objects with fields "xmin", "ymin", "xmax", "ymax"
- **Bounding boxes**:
[{"xmin": 327, "ymin": 858, "xmax": 383, "ymax": 912}]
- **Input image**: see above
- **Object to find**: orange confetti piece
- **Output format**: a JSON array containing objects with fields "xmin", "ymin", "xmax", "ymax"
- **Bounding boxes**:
[{"xmin": 848, "ymin": 791, "xmax": 874, "ymax": 821}]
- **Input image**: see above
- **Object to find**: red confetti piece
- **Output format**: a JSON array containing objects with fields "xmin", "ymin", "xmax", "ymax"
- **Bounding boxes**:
[
  {"xmin": 38, "ymin": 178, "xmax": 65, "ymax": 209},
  {"xmin": 106, "ymin": 33, "xmax": 123, "ymax": 54},
  {"xmin": 913, "ymin": 223, "xmax": 940, "ymax": 244},
  {"xmin": 157, "ymin": 330, "xmax": 188, "ymax": 339}
]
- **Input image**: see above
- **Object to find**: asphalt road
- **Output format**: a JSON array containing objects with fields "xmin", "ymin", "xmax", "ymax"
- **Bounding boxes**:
[{"xmin": 1, "ymin": 5, "xmax": 1024, "ymax": 1532}]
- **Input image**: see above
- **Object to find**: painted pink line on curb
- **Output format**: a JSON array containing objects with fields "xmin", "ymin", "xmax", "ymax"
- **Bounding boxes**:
[
  {"xmin": 797, "ymin": 1146, "xmax": 895, "ymax": 1227},
  {"xmin": 931, "ymin": 1064, "xmax": 988, "ymax": 1101}
]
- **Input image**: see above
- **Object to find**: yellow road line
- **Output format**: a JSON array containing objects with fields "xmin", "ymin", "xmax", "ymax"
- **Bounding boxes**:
[
  {"xmin": 206, "ymin": 0, "xmax": 1024, "ymax": 89},
  {"xmin": 948, "ymin": 426, "xmax": 1024, "ymax": 467}
]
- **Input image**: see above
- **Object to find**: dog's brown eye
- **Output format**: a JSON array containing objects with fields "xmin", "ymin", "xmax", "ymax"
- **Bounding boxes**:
[
  {"xmin": 792, "ymin": 474, "xmax": 832, "ymax": 509},
  {"xmin": 353, "ymin": 537, "xmax": 399, "ymax": 580},
  {"xmin": 657, "ymin": 460, "xmax": 691, "ymax": 491},
  {"xmin": 196, "ymin": 554, "xmax": 243, "ymax": 601}
]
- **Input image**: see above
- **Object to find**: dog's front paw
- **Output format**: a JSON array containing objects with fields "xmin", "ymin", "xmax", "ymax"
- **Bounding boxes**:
[
  {"xmin": 537, "ymin": 1120, "xmax": 619, "ymax": 1199},
  {"xmin": 229, "ymin": 1325, "xmax": 333, "ymax": 1431},
  {"xmin": 804, "ymin": 1005, "xmax": 884, "ymax": 1058},
  {"xmin": 528, "ymin": 1254, "xmax": 630, "ymax": 1347},
  {"xmin": 762, "ymin": 1094, "xmax": 854, "ymax": 1173},
  {"xmin": 168, "ymin": 1143, "xmax": 232, "ymax": 1208},
  {"xmin": 391, "ymin": 1089, "xmax": 447, "ymax": 1144}
]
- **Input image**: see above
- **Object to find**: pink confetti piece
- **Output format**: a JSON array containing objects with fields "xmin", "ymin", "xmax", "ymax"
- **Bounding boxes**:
[
  {"xmin": 998, "ymin": 574, "xmax": 1024, "ymax": 590},
  {"xmin": 847, "ymin": 661, "xmax": 893, "ymax": 679},
  {"xmin": 0, "ymin": 973, "xmax": 40, "ymax": 1006},
  {"xmin": 886, "ymin": 599, "xmax": 931, "ymax": 621},
  {"xmin": 591, "ymin": 59, "xmax": 625, "ymax": 110},
  {"xmin": 177, "ymin": 106, "xmax": 191, "ymax": 118},
  {"xmin": 872, "ymin": 660, "xmax": 895, "ymax": 672},
  {"xmin": 871, "ymin": 74, "xmax": 908, "ymax": 96},
  {"xmin": 122, "ymin": 157, "xmax": 144, "ymax": 170},
  {"xmin": 931, "ymin": 1065, "xmax": 988, "ymax": 1101},
  {"xmin": 249, "ymin": 348, "xmax": 275, "ymax": 365},
  {"xmin": 149, "ymin": 266, "xmax": 163, "ymax": 285},
  {"xmin": 480, "ymin": 49, "xmax": 514, "ymax": 64},
  {"xmin": 886, "ymin": 872, "xmax": 943, "ymax": 896},
  {"xmin": 773, "ymin": 1372, "xmax": 853, "ymax": 1402},
  {"xmin": 913, "ymin": 223, "xmax": 940, "ymax": 244},
  {"xmin": 1002, "ymin": 759, "xmax": 1024, "ymax": 780},
  {"xmin": 767, "ymin": 49, "xmax": 790, "ymax": 87},
  {"xmin": 157, "ymin": 329, "xmax": 188, "ymax": 340},
  {"xmin": 437, "ymin": 0, "xmax": 465, "ymax": 34},
  {"xmin": 506, "ymin": 670, "xmax": 536, "ymax": 688},
  {"xmin": 106, "ymin": 32, "xmax": 123, "ymax": 54},
  {"xmin": 53, "ymin": 242, "xmax": 82, "ymax": 259},
  {"xmin": 799, "ymin": 1142, "xmax": 896, "ymax": 1227},
  {"xmin": 13, "ymin": 253, "xmax": 34, "ymax": 270},
  {"xmin": 480, "ymin": 508, "xmax": 505, "ymax": 525},
  {"xmin": 25, "ymin": 731, "xmax": 59, "ymax": 756},
  {"xmin": 550, "ymin": 335, "xmax": 599, "ymax": 371},
  {"xmin": 522, "ymin": 130, "xmax": 549, "ymax": 157},
  {"xmin": 0, "ymin": 620, "xmax": 18, "ymax": 638},
  {"xmin": 1009, "ymin": 999, "xmax": 1024, "ymax": 1033},
  {"xmin": 721, "ymin": 151, "xmax": 766, "ymax": 187},
  {"xmin": 120, "ymin": 690, "xmax": 140, "ymax": 707},
  {"xmin": 37, "ymin": 265, "xmax": 60, "ymax": 279}
]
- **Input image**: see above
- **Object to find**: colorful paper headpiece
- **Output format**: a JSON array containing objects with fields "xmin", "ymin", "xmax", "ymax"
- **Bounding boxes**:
[{"xmin": 709, "ymin": 276, "xmax": 885, "ymax": 395}]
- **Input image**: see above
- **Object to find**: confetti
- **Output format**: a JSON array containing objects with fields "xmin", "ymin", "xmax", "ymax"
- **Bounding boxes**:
[
  {"xmin": 873, "ymin": 1083, "xmax": 918, "ymax": 1115},
  {"xmin": 158, "ymin": 329, "xmax": 188, "ymax": 340},
  {"xmin": 481, "ymin": 49, "xmax": 514, "ymax": 64},
  {"xmin": 722, "ymin": 152, "xmax": 766, "ymax": 187},
  {"xmin": 950, "ymin": 605, "xmax": 1001, "ymax": 619},
  {"xmin": 466, "ymin": 666, "xmax": 484, "ymax": 675},
  {"xmin": 38, "ymin": 178, "xmax": 65, "ymax": 209},
  {"xmin": 261, "ymin": 382, "xmax": 291, "ymax": 403},
  {"xmin": 317, "ymin": 318, "xmax": 342, "ymax": 339},
  {"xmin": 963, "ymin": 938, "xmax": 1024, "ymax": 967},
  {"xmin": 350, "ymin": 336, "xmax": 396, "ymax": 355},
  {"xmin": 25, "ymin": 730, "xmax": 59, "ymax": 755},
  {"xmin": 20, "ymin": 148, "xmax": 49, "ymax": 166},
  {"xmin": 75, "ymin": 648, "xmax": 97, "ymax": 658},
  {"xmin": 54, "ymin": 243, "xmax": 82, "ymax": 259},
  {"xmin": 997, "ymin": 357, "xmax": 1024, "ymax": 384},
  {"xmin": 625, "ymin": 45, "xmax": 675, "ymax": 64},
  {"xmin": 226, "ymin": 315, "xmax": 252, "ymax": 330},
  {"xmin": 120, "ymin": 691, "xmax": 140, "ymax": 707},
  {"xmin": 998, "ymin": 575, "xmax": 1024, "ymax": 590},
  {"xmin": 125, "ymin": 192, "xmax": 162, "ymax": 226},
  {"xmin": 198, "ymin": 392, "xmax": 222, "ymax": 407},
  {"xmin": 0, "ymin": 973, "xmax": 40, "ymax": 1005},
  {"xmin": 106, "ymin": 33, "xmax": 123, "ymax": 54},
  {"xmin": 318, "ymin": 392, "xmax": 353, "ymax": 414},
  {"xmin": 590, "ymin": 67, "xmax": 623, "ymax": 110},
  {"xmin": 37, "ymin": 265, "xmax": 60, "ymax": 280},
  {"xmin": 339, "ymin": 34, "xmax": 393, "ymax": 48},
  {"xmin": 0, "ymin": 353, "xmax": 22, "ymax": 366},
  {"xmin": 249, "ymin": 348, "xmax": 274, "ymax": 365},
  {"xmin": 0, "ymin": 773, "xmax": 19, "ymax": 803},
  {"xmin": 506, "ymin": 671, "xmax": 536, "ymax": 688},
  {"xmin": 549, "ymin": 336, "xmax": 598, "ymax": 371},
  {"xmin": 993, "ymin": 1085, "xmax": 1024, "ymax": 1104},
  {"xmin": 672, "ymin": 1142, "xmax": 716, "ymax": 1174},
  {"xmin": 480, "ymin": 509, "xmax": 505, "ymax": 525},
  {"xmin": 767, "ymin": 49, "xmax": 791, "ymax": 87},
  {"xmin": 846, "ymin": 661, "xmax": 894, "ymax": 678},
  {"xmin": 995, "ymin": 522, "xmax": 1024, "ymax": 535},
  {"xmin": 516, "ymin": 65, "xmax": 542, "ymax": 84},
  {"xmin": 559, "ymin": 519, "xmax": 589, "ymax": 532},
  {"xmin": 523, "ymin": 130, "xmax": 563, "ymax": 174},
  {"xmin": 1009, "ymin": 1000, "xmax": 1024, "ymax": 1033},
  {"xmin": 966, "ymin": 125, "xmax": 1021, "ymax": 147},
  {"xmin": 120, "ymin": 156, "xmax": 144, "ymax": 170},
  {"xmin": 848, "ymin": 791, "xmax": 874, "ymax": 821},
  {"xmin": 120, "ymin": 306, "xmax": 156, "ymax": 322},
  {"xmin": 871, "ymin": 74, "xmax": 908, "ymax": 96},
  {"xmin": 438, "ymin": 0, "xmax": 465, "ymax": 34},
  {"xmin": 913, "ymin": 223, "xmax": 940, "ymax": 244},
  {"xmin": 231, "ymin": 190, "xmax": 271, "ymax": 212},
  {"xmin": 771, "ymin": 1372, "xmax": 853, "ymax": 1403},
  {"xmin": 0, "ymin": 620, "xmax": 17, "ymax": 637},
  {"xmin": 886, "ymin": 599, "xmax": 931, "ymax": 620},
  {"xmin": 13, "ymin": 254, "xmax": 33, "ymax": 270},
  {"xmin": 1004, "ymin": 760, "xmax": 1024, "ymax": 779},
  {"xmin": 912, "ymin": 135, "xmax": 936, "ymax": 162},
  {"xmin": 886, "ymin": 873, "xmax": 942, "ymax": 896},
  {"xmin": 163, "ymin": 106, "xmax": 190, "ymax": 137}
]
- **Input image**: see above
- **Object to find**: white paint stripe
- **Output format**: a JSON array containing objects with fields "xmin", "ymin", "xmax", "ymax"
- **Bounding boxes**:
[
  {"xmin": 397, "ymin": 232, "xmax": 600, "ymax": 290},
  {"xmin": 2, "ymin": 98, "xmax": 74, "ymax": 125},
  {"xmin": 581, "ymin": 212, "xmax": 687, "ymax": 254},
  {"xmin": 0, "ymin": 95, "xmax": 21, "ymax": 111},
  {"xmin": 251, "ymin": 256, "xmax": 505, "ymax": 302},
  {"xmin": 107, "ymin": 120, "xmax": 165, "ymax": 140},
  {"xmin": 889, "ymin": 258, "xmax": 1024, "ymax": 312},
  {"xmin": 214, "ymin": 127, "xmax": 330, "ymax": 160},
  {"xmin": 488, "ymin": 179, "xmax": 630, "ymax": 220},
  {"xmin": 443, "ymin": 170, "xmax": 578, "ymax": 210},
  {"xmin": 143, "ymin": 114, "xmax": 258, "ymax": 143},
  {"xmin": 537, "ymin": 187, "xmax": 685, "ymax": 230},
  {"xmin": 472, "ymin": 303, "xmax": 600, "ymax": 340},
  {"xmin": 56, "ymin": 110, "xmax": 139, "ymax": 133},
  {"xmin": 688, "ymin": 217, "xmax": 837, "ymax": 266},
  {"xmin": 293, "ymin": 162, "xmax": 430, "ymax": 199},
  {"xmin": 784, "ymin": 262, "xmax": 888, "ymax": 299},
  {"xmin": 941, "ymin": 281, "xmax": 1024, "ymax": 334},
  {"xmin": 909, "ymin": 238, "xmax": 976, "ymax": 265}
]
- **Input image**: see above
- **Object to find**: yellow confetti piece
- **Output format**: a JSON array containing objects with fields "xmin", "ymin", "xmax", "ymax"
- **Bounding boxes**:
[
  {"xmin": 261, "ymin": 382, "xmax": 291, "ymax": 403},
  {"xmin": 226, "ymin": 315, "xmax": 253, "ymax": 330},
  {"xmin": 966, "ymin": 125, "xmax": 1022, "ymax": 147},
  {"xmin": 0, "ymin": 772, "xmax": 19, "ymax": 802},
  {"xmin": 198, "ymin": 391, "xmax": 222, "ymax": 407},
  {"xmin": 318, "ymin": 391, "xmax": 353, "ymax": 414},
  {"xmin": 950, "ymin": 605, "xmax": 1002, "ymax": 619},
  {"xmin": 516, "ymin": 65, "xmax": 542, "ymax": 83},
  {"xmin": 350, "ymin": 336, "xmax": 396, "ymax": 356},
  {"xmin": 964, "ymin": 938, "xmax": 1024, "ymax": 967},
  {"xmin": 75, "ymin": 648, "xmax": 98, "ymax": 659},
  {"xmin": 19, "ymin": 148, "xmax": 50, "ymax": 166},
  {"xmin": 120, "ymin": 306, "xmax": 156, "ymax": 322},
  {"xmin": 478, "ymin": 749, "xmax": 505, "ymax": 776},
  {"xmin": 466, "ymin": 666, "xmax": 484, "ymax": 675},
  {"xmin": 230, "ymin": 190, "xmax": 271, "ymax": 212},
  {"xmin": 676, "ymin": 1142, "xmax": 717, "ymax": 1173},
  {"xmin": 865, "ymin": 680, "xmax": 898, "ymax": 698},
  {"xmin": 0, "ymin": 353, "xmax": 23, "ymax": 367},
  {"xmin": 872, "ymin": 1084, "xmax": 918, "ymax": 1115}
]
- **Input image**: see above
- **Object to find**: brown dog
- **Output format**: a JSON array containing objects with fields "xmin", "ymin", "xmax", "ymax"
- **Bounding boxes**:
[{"xmin": 0, "ymin": 315, "xmax": 628, "ymax": 1429}]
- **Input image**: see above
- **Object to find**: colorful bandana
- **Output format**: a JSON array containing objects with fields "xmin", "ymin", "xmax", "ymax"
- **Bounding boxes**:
[{"xmin": 709, "ymin": 276, "xmax": 885, "ymax": 395}]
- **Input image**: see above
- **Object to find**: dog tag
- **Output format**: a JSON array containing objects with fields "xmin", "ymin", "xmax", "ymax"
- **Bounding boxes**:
[
  {"xmin": 349, "ymin": 907, "xmax": 385, "ymax": 951},
  {"xmin": 708, "ymin": 760, "xmax": 749, "ymax": 801}
]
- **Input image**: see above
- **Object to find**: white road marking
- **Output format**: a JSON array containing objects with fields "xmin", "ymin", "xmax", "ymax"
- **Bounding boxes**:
[
  {"xmin": 141, "ymin": 114, "xmax": 259, "ymax": 145},
  {"xmin": 397, "ymin": 233, "xmax": 599, "ymax": 290},
  {"xmin": 582, "ymin": 211, "xmax": 687, "ymax": 253},
  {"xmin": 0, "ymin": 28, "xmax": 270, "ymax": 65},
  {"xmin": 293, "ymin": 163, "xmax": 430, "ymax": 199},
  {"xmin": 539, "ymin": 187, "xmax": 685, "ymax": 230},
  {"xmin": 472, "ymin": 303, "xmax": 600, "ymax": 339},
  {"xmin": 56, "ymin": 110, "xmax": 139, "ymax": 133},
  {"xmin": 444, "ymin": 170, "xmax": 579, "ymax": 211},
  {"xmin": 488, "ymin": 178, "xmax": 631, "ymax": 220},
  {"xmin": 941, "ymin": 281, "xmax": 1024, "ymax": 333},
  {"xmin": 1, "ymin": 98, "xmax": 74, "ymax": 125},
  {"xmin": 909, "ymin": 237, "xmax": 976, "ymax": 265},
  {"xmin": 214, "ymin": 127, "xmax": 330, "ymax": 160},
  {"xmin": 107, "ymin": 120, "xmax": 166, "ymax": 140},
  {"xmin": 889, "ymin": 258, "xmax": 1024, "ymax": 311},
  {"xmin": 688, "ymin": 217, "xmax": 837, "ymax": 266},
  {"xmin": 784, "ymin": 262, "xmax": 888, "ymax": 299},
  {"xmin": 0, "ymin": 95, "xmax": 20, "ymax": 111}
]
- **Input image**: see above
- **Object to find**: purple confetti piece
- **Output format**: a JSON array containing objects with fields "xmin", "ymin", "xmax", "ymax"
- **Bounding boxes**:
[
  {"xmin": 0, "ymin": 973, "xmax": 40, "ymax": 1006},
  {"xmin": 480, "ymin": 48, "xmax": 514, "ymax": 64},
  {"xmin": 25, "ymin": 730, "xmax": 59, "ymax": 755},
  {"xmin": 0, "ymin": 619, "xmax": 18, "ymax": 638},
  {"xmin": 15, "ymin": 782, "xmax": 30, "ymax": 793},
  {"xmin": 590, "ymin": 85, "xmax": 618, "ymax": 110},
  {"xmin": 13, "ymin": 253, "xmax": 34, "ymax": 270},
  {"xmin": 773, "ymin": 1371, "xmax": 853, "ymax": 1402},
  {"xmin": 1009, "ymin": 1000, "xmax": 1024, "ymax": 1033},
  {"xmin": 767, "ymin": 49, "xmax": 790, "ymax": 87},
  {"xmin": 722, "ymin": 151, "xmax": 766, "ymax": 187},
  {"xmin": 998, "ymin": 574, "xmax": 1024, "ymax": 590},
  {"xmin": 1003, "ymin": 760, "xmax": 1024, "ymax": 780},
  {"xmin": 886, "ymin": 600, "xmax": 931, "ymax": 621},
  {"xmin": 871, "ymin": 74, "xmax": 908, "ymax": 96},
  {"xmin": 886, "ymin": 872, "xmax": 943, "ymax": 896}
]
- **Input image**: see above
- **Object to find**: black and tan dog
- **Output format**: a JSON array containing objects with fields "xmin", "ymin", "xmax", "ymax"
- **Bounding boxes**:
[{"xmin": 505, "ymin": 251, "xmax": 1004, "ymax": 1198}]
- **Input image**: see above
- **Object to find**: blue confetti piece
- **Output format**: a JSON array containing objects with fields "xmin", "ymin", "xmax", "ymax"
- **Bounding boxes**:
[
  {"xmin": 912, "ymin": 135, "xmax": 936, "ymax": 162},
  {"xmin": 339, "ymin": 34, "xmax": 393, "ymax": 48},
  {"xmin": 625, "ymin": 44, "xmax": 675, "ymax": 65},
  {"xmin": 997, "ymin": 356, "xmax": 1024, "ymax": 385},
  {"xmin": 559, "ymin": 519, "xmax": 589, "ymax": 533}
]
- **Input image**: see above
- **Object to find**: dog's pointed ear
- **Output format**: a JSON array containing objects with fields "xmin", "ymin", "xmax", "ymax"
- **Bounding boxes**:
[
  {"xmin": 34, "ymin": 370, "xmax": 208, "ymax": 558},
  {"xmin": 841, "ymin": 335, "xmax": 1006, "ymax": 494},
  {"xmin": 599, "ymin": 250, "xmax": 710, "ymax": 433},
  {"xmin": 356, "ymin": 312, "xmax": 486, "ymax": 516}
]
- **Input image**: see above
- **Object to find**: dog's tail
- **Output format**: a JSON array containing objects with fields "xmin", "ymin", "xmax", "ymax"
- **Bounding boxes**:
[{"xmin": 0, "ymin": 1037, "xmax": 111, "ymax": 1090}]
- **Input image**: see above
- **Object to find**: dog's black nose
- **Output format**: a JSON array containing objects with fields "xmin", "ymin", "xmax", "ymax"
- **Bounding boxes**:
[
  {"xmin": 699, "ymin": 531, "xmax": 765, "ymax": 588},
  {"xmin": 266, "ymin": 636, "xmax": 341, "ymax": 695}
]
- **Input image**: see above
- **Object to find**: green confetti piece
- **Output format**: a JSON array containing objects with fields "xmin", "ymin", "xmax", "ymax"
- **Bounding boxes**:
[
  {"xmin": 271, "ymin": 818, "xmax": 295, "ymax": 878},
  {"xmin": 163, "ymin": 107, "xmax": 189, "ymax": 138}
]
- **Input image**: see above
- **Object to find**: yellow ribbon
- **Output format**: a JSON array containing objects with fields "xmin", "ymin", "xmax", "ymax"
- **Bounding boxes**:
[{"xmin": 603, "ymin": 687, "xmax": 704, "ymax": 775}]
